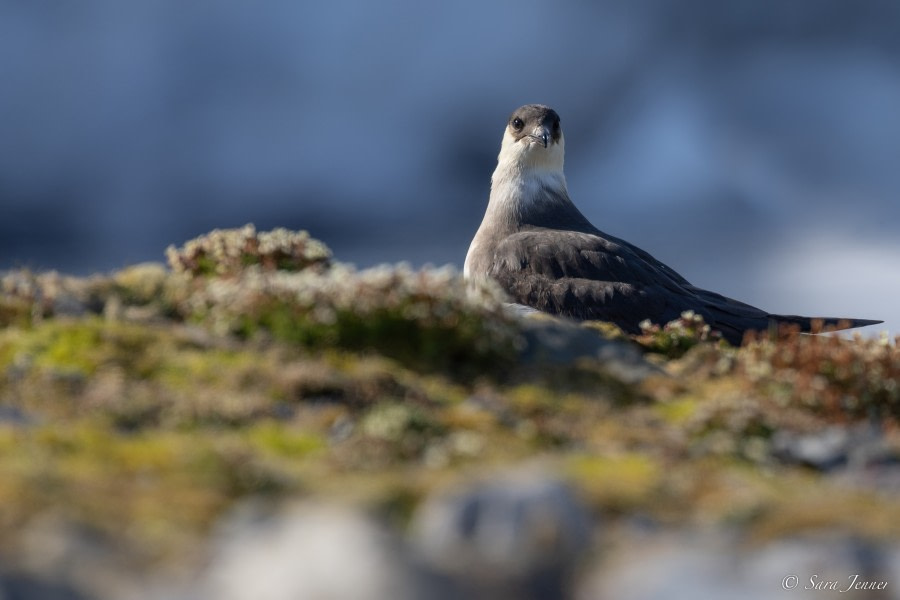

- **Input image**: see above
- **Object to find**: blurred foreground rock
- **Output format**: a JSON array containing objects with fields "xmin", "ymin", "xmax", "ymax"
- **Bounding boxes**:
[
  {"xmin": 584, "ymin": 531, "xmax": 897, "ymax": 600},
  {"xmin": 410, "ymin": 469, "xmax": 590, "ymax": 600},
  {"xmin": 200, "ymin": 471, "xmax": 589, "ymax": 600},
  {"xmin": 202, "ymin": 504, "xmax": 429, "ymax": 600}
]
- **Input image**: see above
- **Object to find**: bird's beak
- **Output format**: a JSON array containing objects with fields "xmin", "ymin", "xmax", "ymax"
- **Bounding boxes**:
[{"xmin": 528, "ymin": 125, "xmax": 551, "ymax": 148}]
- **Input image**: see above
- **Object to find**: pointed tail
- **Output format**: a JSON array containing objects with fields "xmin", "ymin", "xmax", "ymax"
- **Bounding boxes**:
[{"xmin": 769, "ymin": 314, "xmax": 883, "ymax": 334}]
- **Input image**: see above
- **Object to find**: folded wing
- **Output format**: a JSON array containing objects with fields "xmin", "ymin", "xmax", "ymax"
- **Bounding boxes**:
[{"xmin": 488, "ymin": 229, "xmax": 881, "ymax": 344}]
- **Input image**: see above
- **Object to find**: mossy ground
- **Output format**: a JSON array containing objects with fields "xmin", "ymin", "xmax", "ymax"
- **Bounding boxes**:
[{"xmin": 1, "ymin": 226, "xmax": 898, "ymax": 571}]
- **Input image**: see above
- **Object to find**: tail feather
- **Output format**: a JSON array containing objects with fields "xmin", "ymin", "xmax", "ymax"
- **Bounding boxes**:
[
  {"xmin": 696, "ymin": 288, "xmax": 883, "ymax": 343},
  {"xmin": 768, "ymin": 314, "xmax": 883, "ymax": 333}
]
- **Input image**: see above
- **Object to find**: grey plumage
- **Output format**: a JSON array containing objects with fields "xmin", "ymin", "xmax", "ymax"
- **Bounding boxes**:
[{"xmin": 465, "ymin": 105, "xmax": 882, "ymax": 345}]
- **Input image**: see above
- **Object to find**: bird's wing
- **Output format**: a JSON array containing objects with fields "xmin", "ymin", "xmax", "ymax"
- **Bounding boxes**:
[
  {"xmin": 487, "ymin": 230, "xmax": 691, "ymax": 331},
  {"xmin": 487, "ymin": 229, "xmax": 779, "ymax": 340},
  {"xmin": 487, "ymin": 229, "xmax": 881, "ymax": 344},
  {"xmin": 590, "ymin": 229, "xmax": 693, "ymax": 287}
]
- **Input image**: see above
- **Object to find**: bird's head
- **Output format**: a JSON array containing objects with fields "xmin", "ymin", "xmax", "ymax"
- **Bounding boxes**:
[{"xmin": 497, "ymin": 104, "xmax": 564, "ymax": 173}]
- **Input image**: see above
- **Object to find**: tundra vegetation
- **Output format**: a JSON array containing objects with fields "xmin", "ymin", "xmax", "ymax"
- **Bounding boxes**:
[{"xmin": 1, "ymin": 226, "xmax": 897, "ymax": 593}]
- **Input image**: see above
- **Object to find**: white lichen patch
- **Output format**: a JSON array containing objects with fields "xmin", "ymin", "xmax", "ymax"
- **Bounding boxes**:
[{"xmin": 166, "ymin": 224, "xmax": 332, "ymax": 277}]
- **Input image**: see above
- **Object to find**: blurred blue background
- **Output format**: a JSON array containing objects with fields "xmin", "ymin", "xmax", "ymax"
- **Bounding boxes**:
[{"xmin": 1, "ymin": 0, "xmax": 896, "ymax": 334}]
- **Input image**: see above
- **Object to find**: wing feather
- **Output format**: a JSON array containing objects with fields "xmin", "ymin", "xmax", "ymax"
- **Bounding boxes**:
[{"xmin": 488, "ymin": 229, "xmax": 774, "ymax": 342}]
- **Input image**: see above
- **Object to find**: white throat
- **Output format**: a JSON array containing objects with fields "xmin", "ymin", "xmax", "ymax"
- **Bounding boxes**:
[
  {"xmin": 486, "ymin": 129, "xmax": 568, "ymax": 223},
  {"xmin": 464, "ymin": 130, "xmax": 569, "ymax": 278}
]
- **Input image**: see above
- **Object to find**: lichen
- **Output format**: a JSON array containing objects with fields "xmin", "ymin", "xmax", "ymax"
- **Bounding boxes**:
[
  {"xmin": 165, "ymin": 224, "xmax": 332, "ymax": 277},
  {"xmin": 634, "ymin": 310, "xmax": 723, "ymax": 358},
  {"xmin": 112, "ymin": 262, "xmax": 170, "ymax": 306}
]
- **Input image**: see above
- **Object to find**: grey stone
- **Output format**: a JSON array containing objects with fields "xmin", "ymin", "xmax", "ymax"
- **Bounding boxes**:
[
  {"xmin": 510, "ymin": 309, "xmax": 659, "ymax": 384},
  {"xmin": 0, "ymin": 572, "xmax": 91, "ymax": 600},
  {"xmin": 772, "ymin": 424, "xmax": 897, "ymax": 473},
  {"xmin": 410, "ymin": 468, "xmax": 591, "ymax": 600},
  {"xmin": 0, "ymin": 407, "xmax": 31, "ymax": 427},
  {"xmin": 13, "ymin": 515, "xmax": 143, "ymax": 600},
  {"xmin": 203, "ymin": 503, "xmax": 430, "ymax": 600},
  {"xmin": 582, "ymin": 531, "xmax": 892, "ymax": 600}
]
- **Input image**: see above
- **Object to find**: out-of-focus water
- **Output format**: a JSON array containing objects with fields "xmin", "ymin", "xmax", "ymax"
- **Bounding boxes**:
[{"xmin": 1, "ymin": 0, "xmax": 896, "ymax": 335}]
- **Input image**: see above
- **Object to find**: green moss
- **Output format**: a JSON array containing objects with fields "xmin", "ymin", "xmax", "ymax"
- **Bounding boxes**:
[
  {"xmin": 241, "ymin": 300, "xmax": 516, "ymax": 376},
  {"xmin": 246, "ymin": 422, "xmax": 326, "ymax": 458},
  {"xmin": 0, "ymin": 319, "xmax": 173, "ymax": 378},
  {"xmin": 156, "ymin": 346, "xmax": 263, "ymax": 391},
  {"xmin": 507, "ymin": 384, "xmax": 557, "ymax": 414},
  {"xmin": 567, "ymin": 453, "xmax": 663, "ymax": 510},
  {"xmin": 0, "ymin": 296, "xmax": 33, "ymax": 328},
  {"xmin": 0, "ymin": 424, "xmax": 290, "ymax": 558},
  {"xmin": 25, "ymin": 320, "xmax": 105, "ymax": 375},
  {"xmin": 582, "ymin": 320, "xmax": 630, "ymax": 340},
  {"xmin": 655, "ymin": 397, "xmax": 701, "ymax": 424}
]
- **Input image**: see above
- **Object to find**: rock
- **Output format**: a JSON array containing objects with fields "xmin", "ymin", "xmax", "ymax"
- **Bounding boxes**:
[
  {"xmin": 772, "ymin": 424, "xmax": 897, "ymax": 472},
  {"xmin": 582, "ymin": 531, "xmax": 893, "ymax": 600},
  {"xmin": 202, "ymin": 502, "xmax": 431, "ymax": 600},
  {"xmin": 13, "ymin": 514, "xmax": 141, "ymax": 600},
  {"xmin": 0, "ymin": 406, "xmax": 31, "ymax": 426},
  {"xmin": 0, "ymin": 571, "xmax": 92, "ymax": 600},
  {"xmin": 410, "ymin": 468, "xmax": 591, "ymax": 600},
  {"xmin": 513, "ymin": 310, "xmax": 659, "ymax": 384},
  {"xmin": 772, "ymin": 426, "xmax": 854, "ymax": 471}
]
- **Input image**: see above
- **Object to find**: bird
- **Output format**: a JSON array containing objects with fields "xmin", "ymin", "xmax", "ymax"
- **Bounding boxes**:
[{"xmin": 464, "ymin": 104, "xmax": 882, "ymax": 345}]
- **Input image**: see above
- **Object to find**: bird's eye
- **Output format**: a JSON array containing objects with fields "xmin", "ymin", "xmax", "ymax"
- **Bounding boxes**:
[{"xmin": 512, "ymin": 117, "xmax": 524, "ymax": 131}]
